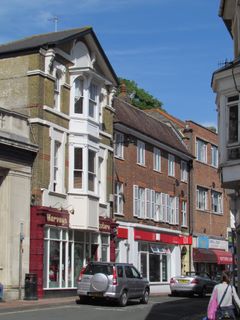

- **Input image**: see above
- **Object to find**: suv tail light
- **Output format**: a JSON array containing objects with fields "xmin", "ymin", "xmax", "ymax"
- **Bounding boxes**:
[
  {"xmin": 191, "ymin": 278, "xmax": 199, "ymax": 284},
  {"xmin": 78, "ymin": 266, "xmax": 86, "ymax": 281},
  {"xmin": 112, "ymin": 266, "xmax": 118, "ymax": 285},
  {"xmin": 170, "ymin": 278, "xmax": 176, "ymax": 284}
]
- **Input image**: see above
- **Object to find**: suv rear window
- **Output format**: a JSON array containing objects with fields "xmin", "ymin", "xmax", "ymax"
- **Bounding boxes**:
[{"xmin": 84, "ymin": 264, "xmax": 113, "ymax": 275}]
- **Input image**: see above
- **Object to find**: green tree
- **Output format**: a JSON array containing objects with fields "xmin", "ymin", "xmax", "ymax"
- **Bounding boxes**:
[{"xmin": 117, "ymin": 78, "xmax": 164, "ymax": 110}]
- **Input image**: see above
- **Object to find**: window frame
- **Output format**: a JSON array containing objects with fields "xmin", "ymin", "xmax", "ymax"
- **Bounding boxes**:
[
  {"xmin": 211, "ymin": 145, "xmax": 218, "ymax": 168},
  {"xmin": 168, "ymin": 154, "xmax": 175, "ymax": 177},
  {"xmin": 181, "ymin": 201, "xmax": 187, "ymax": 227},
  {"xmin": 114, "ymin": 132, "xmax": 124, "ymax": 159},
  {"xmin": 181, "ymin": 160, "xmax": 188, "ymax": 182},
  {"xmin": 197, "ymin": 187, "xmax": 208, "ymax": 211},
  {"xmin": 114, "ymin": 182, "xmax": 124, "ymax": 215},
  {"xmin": 211, "ymin": 191, "xmax": 223, "ymax": 214},
  {"xmin": 137, "ymin": 140, "xmax": 145, "ymax": 166},
  {"xmin": 153, "ymin": 147, "xmax": 161, "ymax": 172},
  {"xmin": 196, "ymin": 138, "xmax": 207, "ymax": 163}
]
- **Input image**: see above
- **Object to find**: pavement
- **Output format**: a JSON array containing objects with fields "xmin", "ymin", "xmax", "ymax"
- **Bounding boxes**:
[{"xmin": 0, "ymin": 296, "xmax": 76, "ymax": 311}]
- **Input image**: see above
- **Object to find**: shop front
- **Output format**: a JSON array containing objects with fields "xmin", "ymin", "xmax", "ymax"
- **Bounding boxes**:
[
  {"xmin": 116, "ymin": 223, "xmax": 192, "ymax": 294},
  {"xmin": 30, "ymin": 207, "xmax": 114, "ymax": 298},
  {"xmin": 193, "ymin": 236, "xmax": 233, "ymax": 279}
]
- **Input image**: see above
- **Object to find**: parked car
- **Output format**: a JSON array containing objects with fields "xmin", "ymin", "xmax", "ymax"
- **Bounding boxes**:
[
  {"xmin": 77, "ymin": 262, "xmax": 150, "ymax": 307},
  {"xmin": 170, "ymin": 272, "xmax": 217, "ymax": 297}
]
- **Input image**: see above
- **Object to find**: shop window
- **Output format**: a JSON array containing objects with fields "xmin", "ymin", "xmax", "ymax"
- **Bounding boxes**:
[
  {"xmin": 101, "ymin": 234, "xmax": 109, "ymax": 262},
  {"xmin": 139, "ymin": 243, "xmax": 170, "ymax": 283},
  {"xmin": 149, "ymin": 255, "xmax": 160, "ymax": 282}
]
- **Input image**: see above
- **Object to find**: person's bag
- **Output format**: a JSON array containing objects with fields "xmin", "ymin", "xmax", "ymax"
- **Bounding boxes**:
[
  {"xmin": 215, "ymin": 284, "xmax": 233, "ymax": 320},
  {"xmin": 215, "ymin": 307, "xmax": 232, "ymax": 319},
  {"xmin": 208, "ymin": 289, "xmax": 218, "ymax": 320}
]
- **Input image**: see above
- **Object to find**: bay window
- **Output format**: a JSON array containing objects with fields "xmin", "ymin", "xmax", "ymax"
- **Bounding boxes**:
[
  {"xmin": 88, "ymin": 149, "xmax": 96, "ymax": 192},
  {"xmin": 74, "ymin": 77, "xmax": 84, "ymax": 114},
  {"xmin": 89, "ymin": 83, "xmax": 98, "ymax": 118},
  {"xmin": 74, "ymin": 148, "xmax": 83, "ymax": 189}
]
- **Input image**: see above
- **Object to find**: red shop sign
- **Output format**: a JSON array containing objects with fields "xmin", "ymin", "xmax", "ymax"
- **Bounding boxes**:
[{"xmin": 134, "ymin": 229, "xmax": 192, "ymax": 245}]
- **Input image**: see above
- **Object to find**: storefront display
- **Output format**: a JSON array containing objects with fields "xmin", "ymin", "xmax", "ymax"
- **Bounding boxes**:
[{"xmin": 139, "ymin": 242, "xmax": 171, "ymax": 283}]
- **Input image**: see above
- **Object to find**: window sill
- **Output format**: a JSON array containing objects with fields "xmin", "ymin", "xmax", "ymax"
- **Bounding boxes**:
[
  {"xmin": 114, "ymin": 212, "xmax": 124, "ymax": 216},
  {"xmin": 153, "ymin": 169, "xmax": 162, "ymax": 174},
  {"xmin": 49, "ymin": 191, "xmax": 67, "ymax": 199}
]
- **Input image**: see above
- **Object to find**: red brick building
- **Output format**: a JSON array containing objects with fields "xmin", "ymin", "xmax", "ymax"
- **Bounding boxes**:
[
  {"xmin": 146, "ymin": 108, "xmax": 232, "ymax": 278},
  {"xmin": 113, "ymin": 97, "xmax": 193, "ymax": 294}
]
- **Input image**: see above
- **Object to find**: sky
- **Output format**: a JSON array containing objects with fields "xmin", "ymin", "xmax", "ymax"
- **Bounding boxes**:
[{"xmin": 0, "ymin": 0, "xmax": 233, "ymax": 128}]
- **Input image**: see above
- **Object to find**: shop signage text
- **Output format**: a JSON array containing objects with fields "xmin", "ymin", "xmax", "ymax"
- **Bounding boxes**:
[{"xmin": 46, "ymin": 213, "xmax": 69, "ymax": 227}]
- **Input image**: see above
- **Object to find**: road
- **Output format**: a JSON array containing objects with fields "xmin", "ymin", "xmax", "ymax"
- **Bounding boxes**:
[{"xmin": 0, "ymin": 295, "xmax": 209, "ymax": 320}]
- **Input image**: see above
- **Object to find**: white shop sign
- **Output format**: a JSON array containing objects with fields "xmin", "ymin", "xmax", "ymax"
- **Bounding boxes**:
[{"xmin": 209, "ymin": 239, "xmax": 228, "ymax": 250}]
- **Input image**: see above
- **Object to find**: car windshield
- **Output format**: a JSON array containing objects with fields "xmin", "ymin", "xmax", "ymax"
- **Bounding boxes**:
[{"xmin": 84, "ymin": 264, "xmax": 113, "ymax": 275}]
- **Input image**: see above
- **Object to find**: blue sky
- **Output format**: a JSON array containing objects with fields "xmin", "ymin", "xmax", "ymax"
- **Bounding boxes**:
[{"xmin": 0, "ymin": 0, "xmax": 233, "ymax": 128}]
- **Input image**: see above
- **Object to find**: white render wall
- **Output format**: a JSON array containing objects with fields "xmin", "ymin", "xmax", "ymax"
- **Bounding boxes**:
[{"xmin": 0, "ymin": 167, "xmax": 32, "ymax": 300}]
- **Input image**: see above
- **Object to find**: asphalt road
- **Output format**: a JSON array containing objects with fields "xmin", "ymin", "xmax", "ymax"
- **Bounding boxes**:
[{"xmin": 0, "ymin": 295, "xmax": 209, "ymax": 320}]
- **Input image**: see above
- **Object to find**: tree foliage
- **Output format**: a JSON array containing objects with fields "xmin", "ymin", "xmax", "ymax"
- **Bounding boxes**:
[{"xmin": 117, "ymin": 78, "xmax": 163, "ymax": 110}]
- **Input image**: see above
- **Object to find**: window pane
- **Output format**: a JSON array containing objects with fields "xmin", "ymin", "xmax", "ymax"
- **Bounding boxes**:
[
  {"xmin": 74, "ymin": 148, "xmax": 82, "ymax": 169},
  {"xmin": 162, "ymin": 255, "xmax": 168, "ymax": 282},
  {"xmin": 141, "ymin": 253, "xmax": 147, "ymax": 278},
  {"xmin": 149, "ymin": 254, "xmax": 160, "ymax": 282},
  {"xmin": 229, "ymin": 105, "xmax": 238, "ymax": 143},
  {"xmin": 74, "ymin": 243, "xmax": 84, "ymax": 287},
  {"xmin": 49, "ymin": 241, "xmax": 60, "ymax": 288}
]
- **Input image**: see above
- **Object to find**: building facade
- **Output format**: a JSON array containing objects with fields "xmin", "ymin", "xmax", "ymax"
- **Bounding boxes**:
[
  {"xmin": 146, "ymin": 109, "xmax": 232, "ymax": 279},
  {"xmin": 113, "ymin": 97, "xmax": 193, "ymax": 294},
  {"xmin": 0, "ymin": 27, "xmax": 118, "ymax": 299},
  {"xmin": 212, "ymin": 0, "xmax": 240, "ymax": 289},
  {"xmin": 0, "ymin": 108, "xmax": 38, "ymax": 300}
]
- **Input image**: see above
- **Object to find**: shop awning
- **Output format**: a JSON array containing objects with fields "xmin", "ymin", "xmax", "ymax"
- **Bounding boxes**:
[{"xmin": 193, "ymin": 248, "xmax": 233, "ymax": 265}]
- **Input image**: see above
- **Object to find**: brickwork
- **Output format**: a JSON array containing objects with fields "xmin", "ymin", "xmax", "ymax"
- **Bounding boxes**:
[
  {"xmin": 184, "ymin": 121, "xmax": 230, "ymax": 239},
  {"xmin": 114, "ymin": 133, "xmax": 189, "ymax": 233}
]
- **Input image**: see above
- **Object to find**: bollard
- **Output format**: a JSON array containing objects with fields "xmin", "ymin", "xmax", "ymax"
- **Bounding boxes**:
[{"xmin": 0, "ymin": 283, "xmax": 3, "ymax": 302}]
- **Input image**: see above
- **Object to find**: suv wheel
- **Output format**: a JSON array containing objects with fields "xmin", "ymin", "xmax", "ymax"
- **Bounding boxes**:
[
  {"xmin": 140, "ymin": 288, "xmax": 149, "ymax": 304},
  {"xmin": 118, "ymin": 290, "xmax": 128, "ymax": 307}
]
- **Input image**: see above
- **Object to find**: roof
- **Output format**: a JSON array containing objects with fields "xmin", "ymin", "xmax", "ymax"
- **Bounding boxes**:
[
  {"xmin": 0, "ymin": 26, "xmax": 119, "ymax": 85},
  {"xmin": 113, "ymin": 98, "xmax": 192, "ymax": 158},
  {"xmin": 0, "ymin": 27, "xmax": 91, "ymax": 54}
]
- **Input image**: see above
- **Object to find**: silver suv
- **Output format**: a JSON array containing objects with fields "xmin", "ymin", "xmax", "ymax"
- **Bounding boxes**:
[{"xmin": 77, "ymin": 262, "xmax": 150, "ymax": 307}]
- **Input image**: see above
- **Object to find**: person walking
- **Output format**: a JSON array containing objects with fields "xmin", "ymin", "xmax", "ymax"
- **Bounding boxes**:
[{"xmin": 207, "ymin": 271, "xmax": 240, "ymax": 320}]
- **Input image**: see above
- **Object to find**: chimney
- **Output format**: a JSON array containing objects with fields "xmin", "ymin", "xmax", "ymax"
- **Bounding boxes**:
[{"xmin": 119, "ymin": 82, "xmax": 127, "ymax": 97}]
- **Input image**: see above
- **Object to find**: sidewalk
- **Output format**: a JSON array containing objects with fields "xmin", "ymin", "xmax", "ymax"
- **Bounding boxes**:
[{"xmin": 0, "ymin": 296, "xmax": 76, "ymax": 311}]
